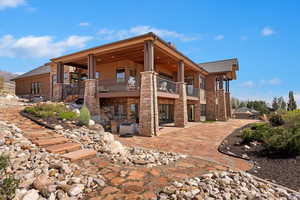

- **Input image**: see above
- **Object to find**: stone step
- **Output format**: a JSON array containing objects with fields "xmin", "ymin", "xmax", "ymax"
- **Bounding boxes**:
[
  {"xmin": 45, "ymin": 142, "xmax": 81, "ymax": 154},
  {"xmin": 33, "ymin": 137, "xmax": 69, "ymax": 147},
  {"xmin": 62, "ymin": 149, "xmax": 97, "ymax": 161}
]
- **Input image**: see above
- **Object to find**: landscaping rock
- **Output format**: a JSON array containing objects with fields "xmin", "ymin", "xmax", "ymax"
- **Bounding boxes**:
[
  {"xmin": 22, "ymin": 189, "xmax": 40, "ymax": 200},
  {"xmin": 54, "ymin": 125, "xmax": 63, "ymax": 130}
]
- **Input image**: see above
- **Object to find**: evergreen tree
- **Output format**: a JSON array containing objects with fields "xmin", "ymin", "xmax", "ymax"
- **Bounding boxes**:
[
  {"xmin": 272, "ymin": 97, "xmax": 279, "ymax": 110},
  {"xmin": 278, "ymin": 96, "xmax": 287, "ymax": 110},
  {"xmin": 287, "ymin": 91, "xmax": 297, "ymax": 111}
]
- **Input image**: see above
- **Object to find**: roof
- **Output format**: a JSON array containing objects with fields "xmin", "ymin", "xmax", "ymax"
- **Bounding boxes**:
[
  {"xmin": 198, "ymin": 58, "xmax": 239, "ymax": 73},
  {"xmin": 11, "ymin": 64, "xmax": 50, "ymax": 81},
  {"xmin": 51, "ymin": 32, "xmax": 208, "ymax": 75},
  {"xmin": 234, "ymin": 107, "xmax": 259, "ymax": 114}
]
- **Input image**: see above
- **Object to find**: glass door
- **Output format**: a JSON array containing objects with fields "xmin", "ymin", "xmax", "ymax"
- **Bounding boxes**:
[
  {"xmin": 187, "ymin": 104, "xmax": 195, "ymax": 122},
  {"xmin": 159, "ymin": 104, "xmax": 174, "ymax": 124}
]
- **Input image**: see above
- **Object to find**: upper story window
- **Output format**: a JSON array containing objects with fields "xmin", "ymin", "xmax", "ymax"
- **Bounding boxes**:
[
  {"xmin": 96, "ymin": 72, "xmax": 100, "ymax": 79},
  {"xmin": 185, "ymin": 76, "xmax": 194, "ymax": 86},
  {"xmin": 200, "ymin": 77, "xmax": 205, "ymax": 89},
  {"xmin": 116, "ymin": 68, "xmax": 125, "ymax": 83}
]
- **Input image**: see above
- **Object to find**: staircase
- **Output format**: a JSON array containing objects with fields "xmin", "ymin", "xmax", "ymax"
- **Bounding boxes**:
[{"xmin": 3, "ymin": 107, "xmax": 96, "ymax": 162}]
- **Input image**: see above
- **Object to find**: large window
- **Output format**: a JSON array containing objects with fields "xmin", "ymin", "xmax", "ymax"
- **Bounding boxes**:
[
  {"xmin": 201, "ymin": 104, "xmax": 206, "ymax": 116},
  {"xmin": 31, "ymin": 82, "xmax": 41, "ymax": 95},
  {"xmin": 130, "ymin": 104, "xmax": 138, "ymax": 120},
  {"xmin": 116, "ymin": 68, "xmax": 125, "ymax": 83}
]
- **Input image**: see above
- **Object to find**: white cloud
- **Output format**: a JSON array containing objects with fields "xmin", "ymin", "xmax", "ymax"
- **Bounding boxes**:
[
  {"xmin": 97, "ymin": 26, "xmax": 198, "ymax": 42},
  {"xmin": 0, "ymin": 0, "xmax": 25, "ymax": 10},
  {"xmin": 240, "ymin": 81, "xmax": 255, "ymax": 88},
  {"xmin": 261, "ymin": 27, "xmax": 275, "ymax": 36},
  {"xmin": 0, "ymin": 34, "xmax": 92, "ymax": 58},
  {"xmin": 15, "ymin": 72, "xmax": 24, "ymax": 75},
  {"xmin": 214, "ymin": 35, "xmax": 224, "ymax": 40},
  {"xmin": 79, "ymin": 22, "xmax": 90, "ymax": 27},
  {"xmin": 260, "ymin": 78, "xmax": 281, "ymax": 86}
]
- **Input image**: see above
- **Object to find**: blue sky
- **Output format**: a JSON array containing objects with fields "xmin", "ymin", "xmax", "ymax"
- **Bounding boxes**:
[{"xmin": 0, "ymin": 0, "xmax": 299, "ymax": 105}]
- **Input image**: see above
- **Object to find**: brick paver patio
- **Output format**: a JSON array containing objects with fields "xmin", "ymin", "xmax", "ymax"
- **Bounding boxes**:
[
  {"xmin": 117, "ymin": 119, "xmax": 256, "ymax": 171},
  {"xmin": 0, "ymin": 105, "xmax": 255, "ymax": 199}
]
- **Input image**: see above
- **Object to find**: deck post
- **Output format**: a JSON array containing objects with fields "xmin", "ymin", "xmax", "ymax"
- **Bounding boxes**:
[
  {"xmin": 84, "ymin": 54, "xmax": 100, "ymax": 120},
  {"xmin": 194, "ymin": 72, "xmax": 202, "ymax": 122},
  {"xmin": 174, "ymin": 61, "xmax": 187, "ymax": 127},
  {"xmin": 205, "ymin": 74, "xmax": 217, "ymax": 121},
  {"xmin": 53, "ymin": 62, "xmax": 64, "ymax": 101},
  {"xmin": 139, "ymin": 40, "xmax": 159, "ymax": 136}
]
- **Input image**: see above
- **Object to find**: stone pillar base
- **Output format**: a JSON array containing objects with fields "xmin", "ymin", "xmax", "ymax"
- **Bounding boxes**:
[
  {"xmin": 174, "ymin": 83, "xmax": 188, "ymax": 127},
  {"xmin": 205, "ymin": 90, "xmax": 217, "ymax": 121},
  {"xmin": 225, "ymin": 92, "xmax": 231, "ymax": 118},
  {"xmin": 217, "ymin": 89, "xmax": 227, "ymax": 121},
  {"xmin": 84, "ymin": 79, "xmax": 100, "ymax": 118},
  {"xmin": 139, "ymin": 71, "xmax": 159, "ymax": 136},
  {"xmin": 194, "ymin": 101, "xmax": 201, "ymax": 122},
  {"xmin": 52, "ymin": 83, "xmax": 63, "ymax": 101}
]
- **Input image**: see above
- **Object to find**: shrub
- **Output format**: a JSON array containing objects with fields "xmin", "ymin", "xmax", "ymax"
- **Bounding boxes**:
[
  {"xmin": 79, "ymin": 105, "xmax": 91, "ymax": 126},
  {"xmin": 269, "ymin": 113, "xmax": 285, "ymax": 127},
  {"xmin": 59, "ymin": 111, "xmax": 77, "ymax": 120},
  {"xmin": 242, "ymin": 123, "xmax": 270, "ymax": 143},
  {"xmin": 283, "ymin": 109, "xmax": 300, "ymax": 129},
  {"xmin": 0, "ymin": 154, "xmax": 19, "ymax": 200}
]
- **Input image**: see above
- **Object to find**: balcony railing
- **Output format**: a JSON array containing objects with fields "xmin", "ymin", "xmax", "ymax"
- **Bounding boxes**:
[
  {"xmin": 63, "ymin": 83, "xmax": 85, "ymax": 98},
  {"xmin": 98, "ymin": 77, "xmax": 139, "ymax": 93},
  {"xmin": 186, "ymin": 85, "xmax": 199, "ymax": 97},
  {"xmin": 157, "ymin": 77, "xmax": 178, "ymax": 94}
]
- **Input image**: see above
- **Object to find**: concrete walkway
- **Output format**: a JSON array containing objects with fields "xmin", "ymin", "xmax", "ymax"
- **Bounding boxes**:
[{"xmin": 117, "ymin": 119, "xmax": 256, "ymax": 171}]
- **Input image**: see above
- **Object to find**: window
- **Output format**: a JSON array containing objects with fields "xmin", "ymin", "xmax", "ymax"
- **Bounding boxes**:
[
  {"xmin": 185, "ymin": 76, "xmax": 194, "ymax": 85},
  {"xmin": 200, "ymin": 77, "xmax": 205, "ymax": 89},
  {"xmin": 114, "ymin": 104, "xmax": 125, "ymax": 119},
  {"xmin": 201, "ymin": 104, "xmax": 206, "ymax": 116},
  {"xmin": 31, "ymin": 82, "xmax": 41, "ymax": 95},
  {"xmin": 52, "ymin": 75, "xmax": 57, "ymax": 84},
  {"xmin": 96, "ymin": 72, "xmax": 100, "ymax": 79},
  {"xmin": 130, "ymin": 104, "xmax": 138, "ymax": 120},
  {"xmin": 116, "ymin": 68, "xmax": 125, "ymax": 83}
]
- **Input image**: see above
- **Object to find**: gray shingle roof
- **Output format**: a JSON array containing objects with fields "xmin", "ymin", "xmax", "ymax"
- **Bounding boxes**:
[
  {"xmin": 198, "ymin": 58, "xmax": 239, "ymax": 73},
  {"xmin": 11, "ymin": 65, "xmax": 50, "ymax": 81}
]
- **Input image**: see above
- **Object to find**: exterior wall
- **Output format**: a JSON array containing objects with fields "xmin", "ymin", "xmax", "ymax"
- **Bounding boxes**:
[
  {"xmin": 15, "ymin": 73, "xmax": 50, "ymax": 99},
  {"xmin": 205, "ymin": 74, "xmax": 217, "ymax": 120},
  {"xmin": 95, "ymin": 60, "xmax": 143, "ymax": 82}
]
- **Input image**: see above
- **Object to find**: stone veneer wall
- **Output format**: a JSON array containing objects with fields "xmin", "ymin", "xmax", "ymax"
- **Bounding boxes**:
[
  {"xmin": 216, "ymin": 89, "xmax": 227, "ymax": 121},
  {"xmin": 194, "ymin": 101, "xmax": 201, "ymax": 122},
  {"xmin": 84, "ymin": 79, "xmax": 100, "ymax": 117},
  {"xmin": 205, "ymin": 75, "xmax": 217, "ymax": 121},
  {"xmin": 174, "ymin": 83, "xmax": 187, "ymax": 127},
  {"xmin": 139, "ymin": 71, "xmax": 159, "ymax": 136},
  {"xmin": 52, "ymin": 83, "xmax": 63, "ymax": 101},
  {"xmin": 225, "ymin": 92, "xmax": 231, "ymax": 118}
]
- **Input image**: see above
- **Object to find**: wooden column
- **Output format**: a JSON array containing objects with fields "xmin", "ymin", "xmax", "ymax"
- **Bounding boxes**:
[
  {"xmin": 177, "ymin": 61, "xmax": 184, "ymax": 82},
  {"xmin": 88, "ymin": 54, "xmax": 96, "ymax": 79},
  {"xmin": 144, "ymin": 40, "xmax": 154, "ymax": 71},
  {"xmin": 56, "ymin": 62, "xmax": 64, "ymax": 83}
]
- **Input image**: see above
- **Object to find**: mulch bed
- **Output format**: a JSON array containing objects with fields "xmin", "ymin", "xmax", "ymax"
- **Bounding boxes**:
[
  {"xmin": 21, "ymin": 111, "xmax": 79, "ymax": 130},
  {"xmin": 219, "ymin": 124, "xmax": 300, "ymax": 191}
]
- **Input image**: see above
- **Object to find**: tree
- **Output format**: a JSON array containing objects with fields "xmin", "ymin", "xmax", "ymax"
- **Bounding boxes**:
[
  {"xmin": 278, "ymin": 96, "xmax": 287, "ymax": 110},
  {"xmin": 272, "ymin": 97, "xmax": 279, "ymax": 110},
  {"xmin": 287, "ymin": 91, "xmax": 297, "ymax": 111}
]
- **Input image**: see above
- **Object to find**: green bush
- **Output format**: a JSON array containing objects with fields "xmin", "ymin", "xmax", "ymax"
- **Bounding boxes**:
[
  {"xmin": 283, "ymin": 109, "xmax": 300, "ymax": 129},
  {"xmin": 59, "ymin": 111, "xmax": 77, "ymax": 120},
  {"xmin": 79, "ymin": 105, "xmax": 91, "ymax": 126},
  {"xmin": 0, "ymin": 154, "xmax": 19, "ymax": 200},
  {"xmin": 269, "ymin": 113, "xmax": 285, "ymax": 127},
  {"xmin": 242, "ymin": 123, "xmax": 269, "ymax": 143}
]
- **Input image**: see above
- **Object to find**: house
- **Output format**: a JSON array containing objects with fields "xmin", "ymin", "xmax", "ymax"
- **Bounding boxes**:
[
  {"xmin": 233, "ymin": 107, "xmax": 260, "ymax": 119},
  {"xmin": 13, "ymin": 32, "xmax": 239, "ymax": 136}
]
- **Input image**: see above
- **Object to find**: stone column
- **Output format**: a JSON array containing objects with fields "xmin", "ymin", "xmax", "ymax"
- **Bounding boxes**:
[
  {"xmin": 84, "ymin": 54, "xmax": 100, "ymax": 120},
  {"xmin": 205, "ymin": 74, "xmax": 217, "ymax": 121},
  {"xmin": 194, "ymin": 72, "xmax": 201, "ymax": 122},
  {"xmin": 53, "ymin": 62, "xmax": 64, "ymax": 101},
  {"xmin": 139, "ymin": 40, "xmax": 159, "ymax": 136},
  {"xmin": 225, "ymin": 92, "xmax": 231, "ymax": 118},
  {"xmin": 216, "ymin": 89, "xmax": 227, "ymax": 121},
  {"xmin": 174, "ymin": 61, "xmax": 187, "ymax": 127}
]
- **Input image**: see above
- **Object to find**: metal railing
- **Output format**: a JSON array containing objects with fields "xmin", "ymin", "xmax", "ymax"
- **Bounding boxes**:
[
  {"xmin": 98, "ymin": 78, "xmax": 139, "ymax": 93},
  {"xmin": 186, "ymin": 85, "xmax": 199, "ymax": 97},
  {"xmin": 157, "ymin": 76, "xmax": 178, "ymax": 94},
  {"xmin": 63, "ymin": 83, "xmax": 85, "ymax": 98}
]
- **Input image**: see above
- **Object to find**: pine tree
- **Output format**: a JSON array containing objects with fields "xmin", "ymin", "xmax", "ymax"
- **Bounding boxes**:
[
  {"xmin": 278, "ymin": 96, "xmax": 287, "ymax": 110},
  {"xmin": 272, "ymin": 97, "xmax": 279, "ymax": 110},
  {"xmin": 287, "ymin": 91, "xmax": 297, "ymax": 111}
]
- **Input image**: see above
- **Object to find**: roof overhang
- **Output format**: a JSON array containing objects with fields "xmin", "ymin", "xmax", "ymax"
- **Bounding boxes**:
[{"xmin": 51, "ymin": 32, "xmax": 208, "ymax": 75}]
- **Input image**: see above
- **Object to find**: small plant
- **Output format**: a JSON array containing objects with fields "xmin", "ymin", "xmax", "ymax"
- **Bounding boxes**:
[
  {"xmin": 59, "ymin": 111, "xmax": 77, "ymax": 120},
  {"xmin": 79, "ymin": 105, "xmax": 91, "ymax": 126},
  {"xmin": 242, "ymin": 123, "xmax": 269, "ymax": 143},
  {"xmin": 269, "ymin": 113, "xmax": 285, "ymax": 127},
  {"xmin": 0, "ymin": 154, "xmax": 19, "ymax": 200}
]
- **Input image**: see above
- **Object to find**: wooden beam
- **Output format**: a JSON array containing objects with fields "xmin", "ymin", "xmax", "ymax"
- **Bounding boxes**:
[
  {"xmin": 56, "ymin": 62, "xmax": 64, "ymax": 83},
  {"xmin": 87, "ymin": 54, "xmax": 96, "ymax": 79},
  {"xmin": 65, "ymin": 62, "xmax": 87, "ymax": 69},
  {"xmin": 144, "ymin": 40, "xmax": 154, "ymax": 71},
  {"xmin": 177, "ymin": 61, "xmax": 184, "ymax": 82}
]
